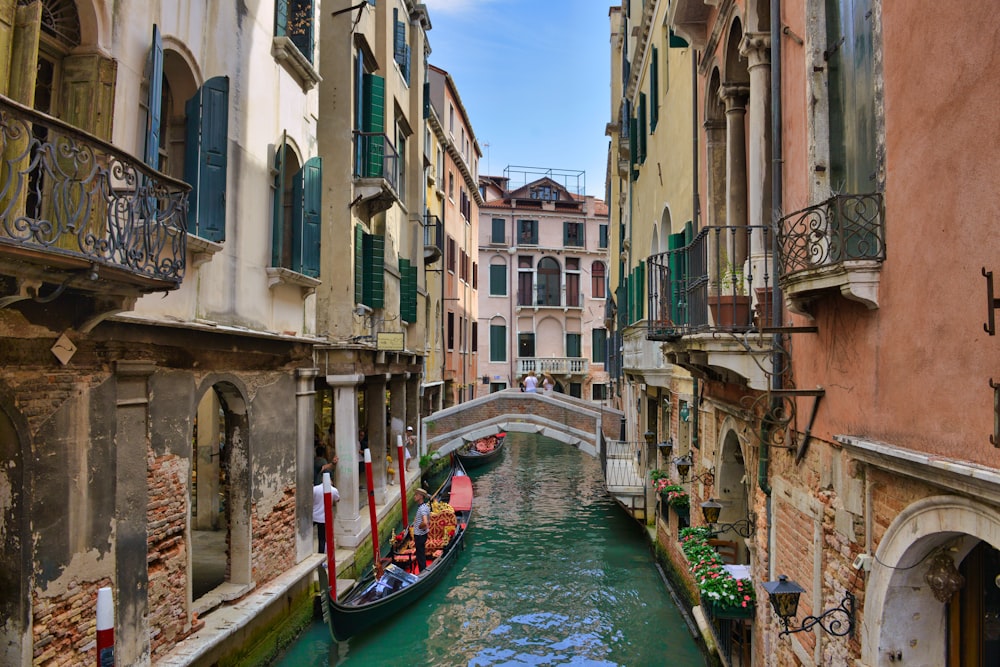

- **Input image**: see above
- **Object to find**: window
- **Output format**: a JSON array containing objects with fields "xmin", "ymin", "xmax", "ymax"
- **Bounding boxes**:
[
  {"xmin": 599, "ymin": 224, "xmax": 609, "ymax": 249},
  {"xmin": 354, "ymin": 225, "xmax": 385, "ymax": 307},
  {"xmin": 537, "ymin": 257, "xmax": 561, "ymax": 306},
  {"xmin": 650, "ymin": 46, "xmax": 659, "ymax": 131},
  {"xmin": 517, "ymin": 219, "xmax": 538, "ymax": 245},
  {"xmin": 490, "ymin": 382, "xmax": 507, "ymax": 393},
  {"xmin": 399, "ymin": 257, "xmax": 417, "ymax": 322},
  {"xmin": 592, "ymin": 383, "xmax": 608, "ymax": 400},
  {"xmin": 448, "ymin": 172, "xmax": 454, "ymax": 200},
  {"xmin": 491, "ymin": 218, "xmax": 505, "ymax": 244},
  {"xmin": 275, "ymin": 0, "xmax": 315, "ymax": 64},
  {"xmin": 489, "ymin": 263, "xmax": 507, "ymax": 296},
  {"xmin": 355, "ymin": 53, "xmax": 385, "ymax": 179},
  {"xmin": 569, "ymin": 383, "xmax": 582, "ymax": 399},
  {"xmin": 518, "ymin": 333, "xmax": 535, "ymax": 358},
  {"xmin": 638, "ymin": 92, "xmax": 647, "ymax": 164},
  {"xmin": 396, "ymin": 126, "xmax": 406, "ymax": 204},
  {"xmin": 447, "ymin": 236, "xmax": 456, "ymax": 272},
  {"xmin": 564, "ymin": 222, "xmax": 584, "ymax": 247},
  {"xmin": 530, "ymin": 185, "xmax": 557, "ymax": 201},
  {"xmin": 392, "ymin": 8, "xmax": 411, "ymax": 84},
  {"xmin": 272, "ymin": 140, "xmax": 322, "ymax": 276},
  {"xmin": 490, "ymin": 324, "xmax": 506, "ymax": 362},
  {"xmin": 448, "ymin": 104, "xmax": 454, "ymax": 132},
  {"xmin": 471, "ymin": 322, "xmax": 478, "ymax": 352},
  {"xmin": 566, "ymin": 258, "xmax": 581, "ymax": 307},
  {"xmin": 592, "ymin": 261, "xmax": 606, "ymax": 298},
  {"xmin": 472, "ymin": 262, "xmax": 478, "ymax": 289},
  {"xmin": 517, "ymin": 256, "xmax": 534, "ymax": 306},
  {"xmin": 447, "ymin": 312, "xmax": 455, "ymax": 350},
  {"xmin": 592, "ymin": 328, "xmax": 608, "ymax": 363},
  {"xmin": 460, "ymin": 250, "xmax": 468, "ymax": 282},
  {"xmin": 566, "ymin": 333, "xmax": 581, "ymax": 358}
]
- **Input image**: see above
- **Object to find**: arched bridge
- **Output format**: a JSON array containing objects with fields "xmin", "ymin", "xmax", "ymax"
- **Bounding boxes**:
[{"xmin": 423, "ymin": 390, "xmax": 649, "ymax": 520}]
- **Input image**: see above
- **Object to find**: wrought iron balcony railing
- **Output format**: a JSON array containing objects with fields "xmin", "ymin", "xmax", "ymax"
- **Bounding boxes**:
[
  {"xmin": 517, "ymin": 288, "xmax": 585, "ymax": 309},
  {"xmin": 0, "ymin": 95, "xmax": 189, "ymax": 288},
  {"xmin": 517, "ymin": 357, "xmax": 589, "ymax": 376},
  {"xmin": 647, "ymin": 225, "xmax": 774, "ymax": 339},
  {"xmin": 423, "ymin": 212, "xmax": 443, "ymax": 261},
  {"xmin": 776, "ymin": 193, "xmax": 885, "ymax": 277},
  {"xmin": 353, "ymin": 131, "xmax": 399, "ymax": 194}
]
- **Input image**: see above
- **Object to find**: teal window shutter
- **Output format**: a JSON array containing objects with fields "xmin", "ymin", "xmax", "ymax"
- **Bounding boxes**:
[
  {"xmin": 566, "ymin": 333, "xmax": 581, "ymax": 358},
  {"xmin": 363, "ymin": 233, "xmax": 385, "ymax": 308},
  {"xmin": 399, "ymin": 258, "xmax": 417, "ymax": 322},
  {"xmin": 650, "ymin": 46, "xmax": 659, "ymax": 131},
  {"xmin": 599, "ymin": 224, "xmax": 608, "ymax": 248},
  {"xmin": 491, "ymin": 218, "xmax": 505, "ymax": 243},
  {"xmin": 184, "ymin": 76, "xmax": 229, "ymax": 242},
  {"xmin": 638, "ymin": 261, "xmax": 646, "ymax": 320},
  {"xmin": 295, "ymin": 156, "xmax": 322, "ymax": 277},
  {"xmin": 489, "ymin": 264, "xmax": 507, "ymax": 295},
  {"xmin": 145, "ymin": 25, "xmax": 163, "ymax": 168},
  {"xmin": 592, "ymin": 328, "xmax": 607, "ymax": 363},
  {"xmin": 423, "ymin": 81, "xmax": 430, "ymax": 119},
  {"xmin": 354, "ymin": 224, "xmax": 364, "ymax": 303},
  {"xmin": 271, "ymin": 135, "xmax": 287, "ymax": 267},
  {"xmin": 638, "ymin": 93, "xmax": 647, "ymax": 164},
  {"xmin": 363, "ymin": 74, "xmax": 385, "ymax": 177},
  {"xmin": 275, "ymin": 0, "xmax": 288, "ymax": 36},
  {"xmin": 489, "ymin": 324, "xmax": 506, "ymax": 362},
  {"xmin": 669, "ymin": 29, "xmax": 688, "ymax": 48}
]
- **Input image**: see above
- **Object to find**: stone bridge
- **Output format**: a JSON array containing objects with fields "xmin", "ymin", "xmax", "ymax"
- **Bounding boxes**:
[{"xmin": 422, "ymin": 390, "xmax": 649, "ymax": 521}]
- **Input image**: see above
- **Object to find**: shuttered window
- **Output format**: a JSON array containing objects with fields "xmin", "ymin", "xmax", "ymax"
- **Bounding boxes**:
[
  {"xmin": 354, "ymin": 224, "xmax": 364, "ymax": 303},
  {"xmin": 294, "ymin": 156, "xmax": 322, "ymax": 277},
  {"xmin": 489, "ymin": 264, "xmax": 507, "ymax": 296},
  {"xmin": 638, "ymin": 92, "xmax": 647, "ymax": 164},
  {"xmin": 650, "ymin": 46, "xmax": 659, "ymax": 131},
  {"xmin": 566, "ymin": 333, "xmax": 581, "ymax": 358},
  {"xmin": 392, "ymin": 8, "xmax": 411, "ymax": 85},
  {"xmin": 399, "ymin": 257, "xmax": 417, "ymax": 322},
  {"xmin": 361, "ymin": 73, "xmax": 385, "ymax": 178},
  {"xmin": 275, "ymin": 0, "xmax": 315, "ymax": 64},
  {"xmin": 184, "ymin": 76, "xmax": 229, "ymax": 242},
  {"xmin": 592, "ymin": 329, "xmax": 608, "ymax": 364},
  {"xmin": 362, "ymin": 231, "xmax": 385, "ymax": 308},
  {"xmin": 491, "ymin": 218, "xmax": 505, "ymax": 244}
]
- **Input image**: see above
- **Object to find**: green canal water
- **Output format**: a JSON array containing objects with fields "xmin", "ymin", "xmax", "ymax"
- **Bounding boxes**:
[{"xmin": 273, "ymin": 432, "xmax": 706, "ymax": 666}]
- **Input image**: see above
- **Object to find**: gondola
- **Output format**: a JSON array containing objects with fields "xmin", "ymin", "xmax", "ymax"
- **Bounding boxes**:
[
  {"xmin": 455, "ymin": 431, "xmax": 506, "ymax": 469},
  {"xmin": 318, "ymin": 457, "xmax": 473, "ymax": 641}
]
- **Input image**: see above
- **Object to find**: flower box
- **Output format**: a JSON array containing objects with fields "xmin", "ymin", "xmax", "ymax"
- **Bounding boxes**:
[{"xmin": 704, "ymin": 598, "xmax": 755, "ymax": 620}]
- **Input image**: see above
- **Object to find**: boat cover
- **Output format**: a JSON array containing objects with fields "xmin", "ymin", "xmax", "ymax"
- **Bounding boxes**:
[{"xmin": 450, "ymin": 474, "xmax": 473, "ymax": 512}]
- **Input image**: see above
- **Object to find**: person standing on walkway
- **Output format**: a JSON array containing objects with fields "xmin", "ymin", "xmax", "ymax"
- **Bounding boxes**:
[
  {"xmin": 405, "ymin": 426, "xmax": 416, "ymax": 471},
  {"xmin": 523, "ymin": 370, "xmax": 538, "ymax": 393},
  {"xmin": 413, "ymin": 488, "xmax": 431, "ymax": 571},
  {"xmin": 312, "ymin": 476, "xmax": 340, "ymax": 554}
]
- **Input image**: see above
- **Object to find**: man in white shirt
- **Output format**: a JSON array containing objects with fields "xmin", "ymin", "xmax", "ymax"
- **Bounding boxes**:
[{"xmin": 313, "ymin": 476, "xmax": 340, "ymax": 554}]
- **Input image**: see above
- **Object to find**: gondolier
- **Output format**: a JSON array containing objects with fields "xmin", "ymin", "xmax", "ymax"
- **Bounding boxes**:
[{"xmin": 413, "ymin": 488, "xmax": 432, "ymax": 571}]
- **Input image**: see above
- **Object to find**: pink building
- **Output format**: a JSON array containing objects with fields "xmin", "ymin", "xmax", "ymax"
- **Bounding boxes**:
[{"xmin": 477, "ymin": 168, "xmax": 610, "ymax": 400}]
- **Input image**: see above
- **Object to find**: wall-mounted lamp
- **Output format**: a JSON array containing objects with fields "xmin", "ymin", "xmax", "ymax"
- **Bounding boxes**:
[
  {"xmin": 674, "ymin": 453, "xmax": 693, "ymax": 480},
  {"xmin": 700, "ymin": 498, "xmax": 754, "ymax": 538},
  {"xmin": 679, "ymin": 403, "xmax": 691, "ymax": 422},
  {"xmin": 762, "ymin": 575, "xmax": 856, "ymax": 638},
  {"xmin": 644, "ymin": 430, "xmax": 655, "ymax": 446},
  {"xmin": 657, "ymin": 439, "xmax": 674, "ymax": 458}
]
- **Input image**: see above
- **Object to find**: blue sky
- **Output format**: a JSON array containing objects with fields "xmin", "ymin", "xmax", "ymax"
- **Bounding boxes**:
[{"xmin": 422, "ymin": 0, "xmax": 612, "ymax": 198}]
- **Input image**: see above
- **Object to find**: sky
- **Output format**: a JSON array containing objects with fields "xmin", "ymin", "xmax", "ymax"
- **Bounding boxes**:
[{"xmin": 422, "ymin": 0, "xmax": 613, "ymax": 198}]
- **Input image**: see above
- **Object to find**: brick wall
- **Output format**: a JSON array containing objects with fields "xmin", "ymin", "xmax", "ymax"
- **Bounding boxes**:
[
  {"xmin": 148, "ymin": 452, "xmax": 191, "ymax": 659},
  {"xmin": 251, "ymin": 487, "xmax": 297, "ymax": 584}
]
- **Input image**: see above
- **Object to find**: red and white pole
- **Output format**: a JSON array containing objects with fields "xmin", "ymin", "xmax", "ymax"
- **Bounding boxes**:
[
  {"xmin": 322, "ymin": 471, "xmax": 337, "ymax": 599},
  {"xmin": 396, "ymin": 435, "xmax": 408, "ymax": 524},
  {"xmin": 364, "ymin": 449, "xmax": 383, "ymax": 578},
  {"xmin": 96, "ymin": 586, "xmax": 113, "ymax": 666}
]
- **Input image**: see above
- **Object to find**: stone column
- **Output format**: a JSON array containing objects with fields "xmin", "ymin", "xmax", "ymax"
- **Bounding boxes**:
[
  {"xmin": 388, "ymin": 374, "xmax": 406, "ymax": 473},
  {"xmin": 721, "ymin": 83, "xmax": 751, "ymax": 267},
  {"xmin": 115, "ymin": 360, "xmax": 155, "ymax": 666},
  {"xmin": 295, "ymin": 367, "xmax": 318, "ymax": 560},
  {"xmin": 366, "ymin": 375, "xmax": 388, "ymax": 505},
  {"xmin": 741, "ymin": 32, "xmax": 773, "ymax": 280},
  {"xmin": 328, "ymin": 373, "xmax": 364, "ymax": 547},
  {"xmin": 406, "ymin": 372, "xmax": 420, "ymax": 454}
]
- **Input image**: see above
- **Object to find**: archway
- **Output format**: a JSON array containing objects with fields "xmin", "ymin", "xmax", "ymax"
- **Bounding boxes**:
[
  {"xmin": 714, "ymin": 421, "xmax": 750, "ymax": 565},
  {"xmin": 190, "ymin": 380, "xmax": 252, "ymax": 603},
  {"xmin": 866, "ymin": 496, "xmax": 1000, "ymax": 666}
]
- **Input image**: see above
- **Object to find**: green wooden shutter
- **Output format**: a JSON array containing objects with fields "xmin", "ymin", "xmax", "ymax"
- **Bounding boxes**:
[
  {"xmin": 490, "ymin": 324, "xmax": 506, "ymax": 362},
  {"xmin": 184, "ymin": 76, "xmax": 229, "ymax": 242},
  {"xmin": 650, "ymin": 46, "xmax": 659, "ymax": 131},
  {"xmin": 638, "ymin": 92, "xmax": 647, "ymax": 164},
  {"xmin": 299, "ymin": 156, "xmax": 322, "ymax": 277},
  {"xmin": 399, "ymin": 257, "xmax": 417, "ymax": 322},
  {"xmin": 489, "ymin": 264, "xmax": 506, "ymax": 295},
  {"xmin": 362, "ymin": 232, "xmax": 384, "ymax": 308},
  {"xmin": 669, "ymin": 29, "xmax": 688, "ymax": 48},
  {"xmin": 629, "ymin": 117, "xmax": 638, "ymax": 180},
  {"xmin": 423, "ymin": 81, "xmax": 430, "ymax": 119},
  {"xmin": 60, "ymin": 54, "xmax": 118, "ymax": 141},
  {"xmin": 7, "ymin": 2, "xmax": 39, "ymax": 106},
  {"xmin": 592, "ymin": 329, "xmax": 607, "ymax": 363},
  {"xmin": 354, "ymin": 224, "xmax": 364, "ymax": 303},
  {"xmin": 668, "ymin": 230, "xmax": 686, "ymax": 325},
  {"xmin": 637, "ymin": 260, "xmax": 646, "ymax": 321},
  {"xmin": 362, "ymin": 73, "xmax": 385, "ymax": 177},
  {"xmin": 275, "ymin": 0, "xmax": 288, "ymax": 36},
  {"xmin": 271, "ymin": 134, "xmax": 286, "ymax": 267},
  {"xmin": 566, "ymin": 333, "xmax": 581, "ymax": 358},
  {"xmin": 144, "ymin": 25, "xmax": 163, "ymax": 167},
  {"xmin": 0, "ymin": 0, "xmax": 15, "ymax": 96}
]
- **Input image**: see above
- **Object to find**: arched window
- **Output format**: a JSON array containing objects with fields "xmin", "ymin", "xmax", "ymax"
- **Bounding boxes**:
[
  {"xmin": 592, "ymin": 261, "xmax": 606, "ymax": 298},
  {"xmin": 537, "ymin": 257, "xmax": 561, "ymax": 306}
]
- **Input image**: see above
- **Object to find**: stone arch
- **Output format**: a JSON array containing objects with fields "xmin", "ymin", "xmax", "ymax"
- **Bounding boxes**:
[
  {"xmin": 658, "ymin": 205, "xmax": 673, "ymax": 252},
  {"xmin": 864, "ymin": 495, "xmax": 1000, "ymax": 666},
  {"xmin": 190, "ymin": 376, "xmax": 253, "ymax": 603},
  {"xmin": 537, "ymin": 256, "xmax": 561, "ymax": 307},
  {"xmin": 724, "ymin": 17, "xmax": 750, "ymax": 86},
  {"xmin": 0, "ymin": 384, "xmax": 30, "ymax": 666},
  {"xmin": 712, "ymin": 414, "xmax": 752, "ymax": 563},
  {"xmin": 705, "ymin": 66, "xmax": 727, "ymax": 230}
]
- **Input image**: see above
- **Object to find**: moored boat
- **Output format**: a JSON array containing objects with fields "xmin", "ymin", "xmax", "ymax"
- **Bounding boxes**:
[
  {"xmin": 319, "ymin": 457, "xmax": 473, "ymax": 641},
  {"xmin": 456, "ymin": 431, "xmax": 506, "ymax": 468}
]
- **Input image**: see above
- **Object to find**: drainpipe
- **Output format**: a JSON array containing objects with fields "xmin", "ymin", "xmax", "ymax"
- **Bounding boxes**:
[
  {"xmin": 759, "ymin": 0, "xmax": 783, "ymax": 501},
  {"xmin": 691, "ymin": 45, "xmax": 702, "ymax": 452}
]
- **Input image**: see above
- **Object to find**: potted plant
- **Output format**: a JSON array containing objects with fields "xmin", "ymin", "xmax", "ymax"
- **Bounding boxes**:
[
  {"xmin": 680, "ymin": 527, "xmax": 756, "ymax": 619},
  {"xmin": 709, "ymin": 259, "xmax": 751, "ymax": 329}
]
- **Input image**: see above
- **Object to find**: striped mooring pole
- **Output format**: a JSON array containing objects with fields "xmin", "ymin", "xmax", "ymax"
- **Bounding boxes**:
[{"xmin": 97, "ymin": 586, "xmax": 113, "ymax": 666}]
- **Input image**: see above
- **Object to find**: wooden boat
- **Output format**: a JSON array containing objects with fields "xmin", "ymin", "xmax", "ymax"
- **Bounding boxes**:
[
  {"xmin": 319, "ymin": 457, "xmax": 473, "ymax": 641},
  {"xmin": 456, "ymin": 431, "xmax": 506, "ymax": 468}
]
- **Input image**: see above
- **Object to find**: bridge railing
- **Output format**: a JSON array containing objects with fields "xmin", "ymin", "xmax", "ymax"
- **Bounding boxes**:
[{"xmin": 602, "ymin": 438, "xmax": 648, "ymax": 492}]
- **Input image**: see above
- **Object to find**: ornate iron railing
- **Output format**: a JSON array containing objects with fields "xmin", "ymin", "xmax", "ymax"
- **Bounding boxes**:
[
  {"xmin": 0, "ymin": 95, "xmax": 189, "ymax": 285},
  {"xmin": 647, "ymin": 225, "xmax": 774, "ymax": 339},
  {"xmin": 776, "ymin": 193, "xmax": 885, "ymax": 276}
]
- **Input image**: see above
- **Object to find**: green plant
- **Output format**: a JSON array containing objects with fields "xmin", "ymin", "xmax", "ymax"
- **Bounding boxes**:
[
  {"xmin": 679, "ymin": 527, "xmax": 756, "ymax": 610},
  {"xmin": 721, "ymin": 262, "xmax": 747, "ymax": 295},
  {"xmin": 419, "ymin": 453, "xmax": 433, "ymax": 469},
  {"xmin": 652, "ymin": 475, "xmax": 689, "ymax": 509}
]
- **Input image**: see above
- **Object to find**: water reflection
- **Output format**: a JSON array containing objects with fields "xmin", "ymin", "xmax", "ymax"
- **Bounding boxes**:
[{"xmin": 273, "ymin": 433, "xmax": 705, "ymax": 666}]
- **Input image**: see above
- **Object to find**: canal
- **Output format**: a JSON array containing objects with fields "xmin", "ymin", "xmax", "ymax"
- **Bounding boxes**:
[{"xmin": 274, "ymin": 432, "xmax": 706, "ymax": 666}]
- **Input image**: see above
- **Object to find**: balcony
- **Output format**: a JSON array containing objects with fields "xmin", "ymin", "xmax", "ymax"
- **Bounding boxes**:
[
  {"xmin": 352, "ymin": 131, "xmax": 399, "ymax": 214},
  {"xmin": 646, "ymin": 225, "xmax": 774, "ymax": 389},
  {"xmin": 0, "ymin": 95, "xmax": 189, "ymax": 330},
  {"xmin": 517, "ymin": 357, "xmax": 589, "ymax": 377},
  {"xmin": 776, "ymin": 193, "xmax": 884, "ymax": 315},
  {"xmin": 423, "ymin": 213, "xmax": 443, "ymax": 263},
  {"xmin": 517, "ymin": 289, "xmax": 585, "ymax": 310}
]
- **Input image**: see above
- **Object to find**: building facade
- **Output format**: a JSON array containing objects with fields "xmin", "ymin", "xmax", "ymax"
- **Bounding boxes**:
[
  {"xmin": 478, "ymin": 168, "xmax": 610, "ymax": 400},
  {"xmin": 612, "ymin": 0, "xmax": 1000, "ymax": 665}
]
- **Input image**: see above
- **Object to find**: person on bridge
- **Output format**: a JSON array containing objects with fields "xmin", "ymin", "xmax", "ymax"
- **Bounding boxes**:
[
  {"xmin": 413, "ymin": 487, "xmax": 432, "ymax": 571},
  {"xmin": 523, "ymin": 370, "xmax": 538, "ymax": 393},
  {"xmin": 542, "ymin": 374, "xmax": 554, "ymax": 394}
]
